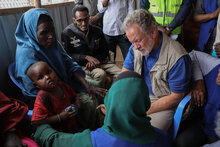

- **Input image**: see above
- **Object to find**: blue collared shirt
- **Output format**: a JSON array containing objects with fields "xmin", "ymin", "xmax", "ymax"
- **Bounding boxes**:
[{"xmin": 123, "ymin": 33, "xmax": 191, "ymax": 95}]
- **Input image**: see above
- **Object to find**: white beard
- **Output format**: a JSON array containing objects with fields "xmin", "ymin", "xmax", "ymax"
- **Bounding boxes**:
[{"xmin": 139, "ymin": 37, "xmax": 155, "ymax": 56}]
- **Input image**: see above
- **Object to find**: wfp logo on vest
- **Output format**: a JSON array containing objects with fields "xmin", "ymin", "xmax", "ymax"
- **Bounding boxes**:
[{"xmin": 70, "ymin": 36, "xmax": 81, "ymax": 47}]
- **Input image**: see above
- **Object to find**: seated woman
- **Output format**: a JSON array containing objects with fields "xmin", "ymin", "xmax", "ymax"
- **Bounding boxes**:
[
  {"xmin": 34, "ymin": 71, "xmax": 171, "ymax": 147},
  {"xmin": 0, "ymin": 91, "xmax": 39, "ymax": 147},
  {"xmin": 15, "ymin": 8, "xmax": 106, "ymax": 109}
]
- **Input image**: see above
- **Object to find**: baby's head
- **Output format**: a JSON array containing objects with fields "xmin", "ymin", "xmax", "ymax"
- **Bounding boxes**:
[{"xmin": 27, "ymin": 61, "xmax": 58, "ymax": 90}]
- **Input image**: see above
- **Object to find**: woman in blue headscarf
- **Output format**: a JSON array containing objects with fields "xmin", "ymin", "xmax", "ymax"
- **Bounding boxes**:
[
  {"xmin": 15, "ymin": 8, "xmax": 105, "ymax": 109},
  {"xmin": 34, "ymin": 71, "xmax": 171, "ymax": 147}
]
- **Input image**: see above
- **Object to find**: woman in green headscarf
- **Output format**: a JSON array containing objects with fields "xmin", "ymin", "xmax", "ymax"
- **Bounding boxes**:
[{"xmin": 34, "ymin": 71, "xmax": 170, "ymax": 147}]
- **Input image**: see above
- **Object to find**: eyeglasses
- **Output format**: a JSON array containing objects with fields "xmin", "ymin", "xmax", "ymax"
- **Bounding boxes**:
[{"xmin": 75, "ymin": 16, "xmax": 89, "ymax": 24}]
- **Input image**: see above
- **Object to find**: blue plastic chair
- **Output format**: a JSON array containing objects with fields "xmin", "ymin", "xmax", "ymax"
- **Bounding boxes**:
[
  {"xmin": 8, "ymin": 62, "xmax": 23, "ymax": 90},
  {"xmin": 8, "ymin": 62, "xmax": 33, "ymax": 120},
  {"xmin": 168, "ymin": 94, "xmax": 191, "ymax": 140}
]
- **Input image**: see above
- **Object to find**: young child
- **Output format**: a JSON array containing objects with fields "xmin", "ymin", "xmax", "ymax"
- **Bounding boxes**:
[{"xmin": 27, "ymin": 61, "xmax": 79, "ymax": 133}]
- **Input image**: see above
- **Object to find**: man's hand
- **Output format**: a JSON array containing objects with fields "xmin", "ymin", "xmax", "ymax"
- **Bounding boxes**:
[
  {"xmin": 217, "ymin": 69, "xmax": 220, "ymax": 86},
  {"xmin": 85, "ymin": 56, "xmax": 100, "ymax": 66},
  {"xmin": 213, "ymin": 6, "xmax": 220, "ymax": 19},
  {"xmin": 86, "ymin": 85, "xmax": 107, "ymax": 98},
  {"xmin": 85, "ymin": 62, "xmax": 96, "ymax": 70},
  {"xmin": 190, "ymin": 80, "xmax": 206, "ymax": 107},
  {"xmin": 214, "ymin": 42, "xmax": 220, "ymax": 58},
  {"xmin": 146, "ymin": 92, "xmax": 185, "ymax": 115},
  {"xmin": 85, "ymin": 56, "xmax": 100, "ymax": 70},
  {"xmin": 102, "ymin": 0, "xmax": 109, "ymax": 7}
]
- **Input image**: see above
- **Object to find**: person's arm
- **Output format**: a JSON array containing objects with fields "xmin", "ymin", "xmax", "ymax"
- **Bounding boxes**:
[
  {"xmin": 97, "ymin": 0, "xmax": 108, "ymax": 13},
  {"xmin": 84, "ymin": 56, "xmax": 100, "ymax": 70},
  {"xmin": 58, "ymin": 45, "xmax": 106, "ymax": 97},
  {"xmin": 140, "ymin": 0, "xmax": 150, "ymax": 10},
  {"xmin": 34, "ymin": 124, "xmax": 92, "ymax": 147},
  {"xmin": 32, "ymin": 108, "xmax": 75, "ymax": 125},
  {"xmin": 194, "ymin": 8, "xmax": 220, "ymax": 23},
  {"xmin": 169, "ymin": 0, "xmax": 192, "ymax": 30},
  {"xmin": 214, "ymin": 42, "xmax": 220, "ymax": 58},
  {"xmin": 147, "ymin": 92, "xmax": 185, "ymax": 115},
  {"xmin": 89, "ymin": 13, "xmax": 103, "ymax": 25},
  {"xmin": 194, "ymin": 1, "xmax": 220, "ymax": 23},
  {"xmin": 32, "ymin": 115, "xmax": 59, "ymax": 125},
  {"xmin": 96, "ymin": 104, "xmax": 106, "ymax": 115},
  {"xmin": 121, "ymin": 67, "xmax": 130, "ymax": 73},
  {"xmin": 128, "ymin": 0, "xmax": 135, "ymax": 14},
  {"xmin": 189, "ymin": 50, "xmax": 204, "ymax": 81},
  {"xmin": 85, "ymin": 56, "xmax": 100, "ymax": 66},
  {"xmin": 147, "ymin": 55, "xmax": 191, "ymax": 115},
  {"xmin": 189, "ymin": 50, "xmax": 206, "ymax": 106},
  {"xmin": 121, "ymin": 45, "xmax": 135, "ymax": 72},
  {"xmin": 191, "ymin": 79, "xmax": 206, "ymax": 106},
  {"xmin": 84, "ymin": 28, "xmax": 107, "ymax": 66},
  {"xmin": 72, "ymin": 72, "xmax": 107, "ymax": 98},
  {"xmin": 102, "ymin": 0, "xmax": 109, "ymax": 7}
]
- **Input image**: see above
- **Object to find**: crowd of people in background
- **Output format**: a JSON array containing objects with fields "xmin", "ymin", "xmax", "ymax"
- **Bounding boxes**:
[{"xmin": 1, "ymin": 0, "xmax": 220, "ymax": 147}]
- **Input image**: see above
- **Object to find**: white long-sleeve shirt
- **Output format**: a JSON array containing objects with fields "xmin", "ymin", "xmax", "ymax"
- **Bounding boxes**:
[
  {"xmin": 97, "ymin": 0, "xmax": 135, "ymax": 36},
  {"xmin": 189, "ymin": 50, "xmax": 220, "ymax": 81}
]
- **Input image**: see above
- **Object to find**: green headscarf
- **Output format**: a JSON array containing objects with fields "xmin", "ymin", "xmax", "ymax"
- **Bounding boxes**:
[{"xmin": 102, "ymin": 71, "xmax": 156, "ymax": 144}]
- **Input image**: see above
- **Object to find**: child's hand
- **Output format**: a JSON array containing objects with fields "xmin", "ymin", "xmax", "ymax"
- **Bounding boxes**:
[
  {"xmin": 96, "ymin": 104, "xmax": 106, "ymax": 115},
  {"xmin": 60, "ymin": 108, "xmax": 75, "ymax": 121}
]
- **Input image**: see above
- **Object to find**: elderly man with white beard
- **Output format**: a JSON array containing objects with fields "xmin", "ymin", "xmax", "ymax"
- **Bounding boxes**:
[{"xmin": 121, "ymin": 9, "xmax": 191, "ymax": 131}]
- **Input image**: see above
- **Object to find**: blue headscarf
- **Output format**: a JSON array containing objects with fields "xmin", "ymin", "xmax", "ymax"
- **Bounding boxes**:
[{"xmin": 15, "ymin": 8, "xmax": 85, "ymax": 99}]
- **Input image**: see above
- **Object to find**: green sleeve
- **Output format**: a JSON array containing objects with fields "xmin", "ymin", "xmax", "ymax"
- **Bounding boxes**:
[{"xmin": 34, "ymin": 124, "xmax": 93, "ymax": 147}]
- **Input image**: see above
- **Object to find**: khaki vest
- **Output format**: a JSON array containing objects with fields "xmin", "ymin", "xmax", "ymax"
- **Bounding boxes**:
[{"xmin": 133, "ymin": 33, "xmax": 188, "ymax": 98}]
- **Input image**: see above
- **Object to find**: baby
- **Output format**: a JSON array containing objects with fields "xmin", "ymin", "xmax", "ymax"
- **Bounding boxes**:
[{"xmin": 27, "ymin": 61, "xmax": 79, "ymax": 133}]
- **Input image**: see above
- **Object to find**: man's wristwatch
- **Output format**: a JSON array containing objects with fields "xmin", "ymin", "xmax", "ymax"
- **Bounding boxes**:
[{"xmin": 166, "ymin": 26, "xmax": 173, "ymax": 32}]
